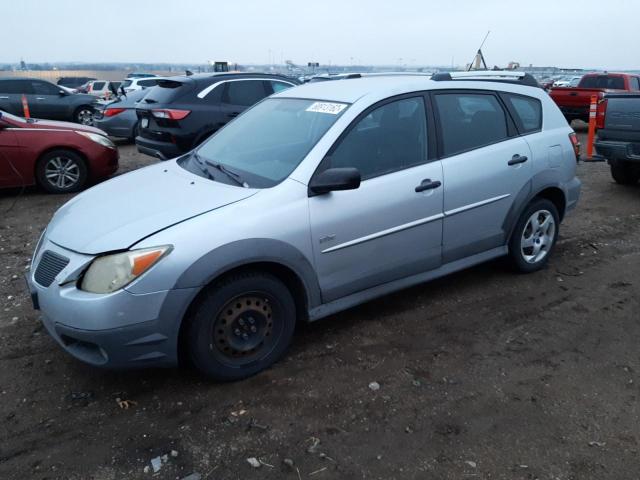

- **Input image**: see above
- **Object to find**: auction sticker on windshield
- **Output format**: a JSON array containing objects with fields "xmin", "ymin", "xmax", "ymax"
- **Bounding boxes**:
[{"xmin": 306, "ymin": 102, "xmax": 348, "ymax": 115}]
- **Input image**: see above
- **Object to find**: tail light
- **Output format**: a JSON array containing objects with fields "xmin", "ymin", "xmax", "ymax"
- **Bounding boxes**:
[
  {"xmin": 104, "ymin": 108, "xmax": 126, "ymax": 117},
  {"xmin": 596, "ymin": 98, "xmax": 607, "ymax": 130},
  {"xmin": 151, "ymin": 109, "xmax": 191, "ymax": 120},
  {"xmin": 569, "ymin": 132, "xmax": 580, "ymax": 161},
  {"xmin": 88, "ymin": 83, "xmax": 93, "ymax": 92}
]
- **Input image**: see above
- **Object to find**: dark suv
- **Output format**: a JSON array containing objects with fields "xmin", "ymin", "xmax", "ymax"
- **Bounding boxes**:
[
  {"xmin": 135, "ymin": 73, "xmax": 298, "ymax": 159},
  {"xmin": 0, "ymin": 77, "xmax": 98, "ymax": 125}
]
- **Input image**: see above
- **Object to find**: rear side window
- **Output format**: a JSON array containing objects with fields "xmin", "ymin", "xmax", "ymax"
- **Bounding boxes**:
[
  {"xmin": 122, "ymin": 80, "xmax": 132, "ymax": 88},
  {"xmin": 0, "ymin": 80, "xmax": 32, "ymax": 94},
  {"xmin": 503, "ymin": 94, "xmax": 542, "ymax": 134},
  {"xmin": 138, "ymin": 79, "xmax": 158, "ymax": 87},
  {"xmin": 434, "ymin": 93, "xmax": 508, "ymax": 156},
  {"xmin": 92, "ymin": 82, "xmax": 105, "ymax": 90},
  {"xmin": 271, "ymin": 81, "xmax": 293, "ymax": 93},
  {"xmin": 223, "ymin": 80, "xmax": 268, "ymax": 106},
  {"xmin": 579, "ymin": 76, "xmax": 625, "ymax": 89}
]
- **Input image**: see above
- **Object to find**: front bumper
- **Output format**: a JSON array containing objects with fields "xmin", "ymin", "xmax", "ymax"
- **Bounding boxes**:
[
  {"xmin": 594, "ymin": 140, "xmax": 640, "ymax": 163},
  {"xmin": 26, "ymin": 240, "xmax": 198, "ymax": 369}
]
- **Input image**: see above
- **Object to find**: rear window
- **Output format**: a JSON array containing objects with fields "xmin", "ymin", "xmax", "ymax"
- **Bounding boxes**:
[
  {"xmin": 142, "ymin": 79, "xmax": 192, "ymax": 104},
  {"xmin": 503, "ymin": 93, "xmax": 542, "ymax": 133},
  {"xmin": 579, "ymin": 75, "xmax": 625, "ymax": 89}
]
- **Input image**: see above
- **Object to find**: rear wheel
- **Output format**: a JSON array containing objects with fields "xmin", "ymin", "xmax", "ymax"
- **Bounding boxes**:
[
  {"xmin": 36, "ymin": 149, "xmax": 88, "ymax": 194},
  {"xmin": 509, "ymin": 199, "xmax": 559, "ymax": 273},
  {"xmin": 74, "ymin": 106, "xmax": 94, "ymax": 125},
  {"xmin": 610, "ymin": 161, "xmax": 640, "ymax": 185},
  {"xmin": 186, "ymin": 271, "xmax": 296, "ymax": 381}
]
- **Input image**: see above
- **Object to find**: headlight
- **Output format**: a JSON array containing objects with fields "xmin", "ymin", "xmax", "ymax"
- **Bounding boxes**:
[
  {"xmin": 80, "ymin": 246, "xmax": 172, "ymax": 294},
  {"xmin": 75, "ymin": 131, "xmax": 116, "ymax": 150},
  {"xmin": 31, "ymin": 228, "xmax": 47, "ymax": 268}
]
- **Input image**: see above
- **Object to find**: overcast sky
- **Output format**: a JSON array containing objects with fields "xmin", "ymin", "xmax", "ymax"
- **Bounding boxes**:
[{"xmin": 3, "ymin": 0, "xmax": 638, "ymax": 69}]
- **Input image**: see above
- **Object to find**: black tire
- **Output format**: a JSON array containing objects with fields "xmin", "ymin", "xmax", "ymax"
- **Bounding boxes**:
[
  {"xmin": 35, "ymin": 149, "xmax": 88, "ymax": 194},
  {"xmin": 610, "ymin": 162, "xmax": 640, "ymax": 185},
  {"xmin": 508, "ymin": 198, "xmax": 560, "ymax": 273},
  {"xmin": 186, "ymin": 271, "xmax": 296, "ymax": 381},
  {"xmin": 73, "ymin": 105, "xmax": 94, "ymax": 125},
  {"xmin": 130, "ymin": 121, "xmax": 140, "ymax": 143}
]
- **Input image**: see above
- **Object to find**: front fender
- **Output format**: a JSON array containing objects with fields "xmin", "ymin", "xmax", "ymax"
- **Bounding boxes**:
[{"xmin": 173, "ymin": 238, "xmax": 322, "ymax": 309}]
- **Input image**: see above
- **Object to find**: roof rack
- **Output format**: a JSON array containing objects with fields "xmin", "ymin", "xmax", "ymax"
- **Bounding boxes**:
[{"xmin": 431, "ymin": 71, "xmax": 540, "ymax": 88}]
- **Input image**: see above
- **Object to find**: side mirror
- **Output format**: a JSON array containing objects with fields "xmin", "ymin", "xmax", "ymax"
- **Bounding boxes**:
[{"xmin": 309, "ymin": 167, "xmax": 361, "ymax": 196}]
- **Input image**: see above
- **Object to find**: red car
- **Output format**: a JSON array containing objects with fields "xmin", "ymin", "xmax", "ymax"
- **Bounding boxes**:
[{"xmin": 0, "ymin": 111, "xmax": 118, "ymax": 193}]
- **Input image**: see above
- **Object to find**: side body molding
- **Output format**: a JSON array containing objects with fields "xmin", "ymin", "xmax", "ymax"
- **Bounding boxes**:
[{"xmin": 173, "ymin": 238, "xmax": 322, "ymax": 310}]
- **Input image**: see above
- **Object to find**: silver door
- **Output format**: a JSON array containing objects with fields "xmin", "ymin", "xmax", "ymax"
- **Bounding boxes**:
[
  {"xmin": 308, "ymin": 96, "xmax": 443, "ymax": 302},
  {"xmin": 433, "ymin": 92, "xmax": 533, "ymax": 263}
]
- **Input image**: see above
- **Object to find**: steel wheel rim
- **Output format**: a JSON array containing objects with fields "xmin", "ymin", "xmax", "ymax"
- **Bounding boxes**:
[
  {"xmin": 77, "ymin": 109, "xmax": 94, "ymax": 125},
  {"xmin": 45, "ymin": 156, "xmax": 80, "ymax": 189},
  {"xmin": 211, "ymin": 293, "xmax": 277, "ymax": 366},
  {"xmin": 521, "ymin": 209, "xmax": 555, "ymax": 264}
]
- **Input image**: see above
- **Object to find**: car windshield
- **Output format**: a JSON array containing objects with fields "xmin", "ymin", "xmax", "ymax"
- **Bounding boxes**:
[{"xmin": 181, "ymin": 98, "xmax": 349, "ymax": 188}]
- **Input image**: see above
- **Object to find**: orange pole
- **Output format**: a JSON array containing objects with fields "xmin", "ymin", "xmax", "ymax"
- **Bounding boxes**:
[
  {"xmin": 586, "ymin": 94, "xmax": 597, "ymax": 158},
  {"xmin": 21, "ymin": 94, "xmax": 30, "ymax": 118}
]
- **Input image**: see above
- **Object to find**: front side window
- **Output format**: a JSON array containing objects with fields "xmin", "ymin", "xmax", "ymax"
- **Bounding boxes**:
[
  {"xmin": 504, "ymin": 94, "xmax": 542, "ymax": 134},
  {"xmin": 434, "ymin": 93, "xmax": 508, "ymax": 157},
  {"xmin": 138, "ymin": 79, "xmax": 158, "ymax": 87},
  {"xmin": 631, "ymin": 78, "xmax": 640, "ymax": 91},
  {"xmin": 329, "ymin": 97, "xmax": 427, "ymax": 179},
  {"xmin": 223, "ymin": 80, "xmax": 268, "ymax": 106},
  {"xmin": 186, "ymin": 98, "xmax": 348, "ymax": 187}
]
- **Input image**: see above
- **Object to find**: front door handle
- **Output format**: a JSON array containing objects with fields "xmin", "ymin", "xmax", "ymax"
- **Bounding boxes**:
[
  {"xmin": 415, "ymin": 178, "xmax": 442, "ymax": 192},
  {"xmin": 0, "ymin": 96, "xmax": 9, "ymax": 99},
  {"xmin": 36, "ymin": 97, "xmax": 46, "ymax": 100},
  {"xmin": 508, "ymin": 154, "xmax": 528, "ymax": 166},
  {"xmin": 228, "ymin": 112, "xmax": 240, "ymax": 118}
]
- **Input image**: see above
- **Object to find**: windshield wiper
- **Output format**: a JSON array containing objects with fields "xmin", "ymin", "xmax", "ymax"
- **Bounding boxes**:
[
  {"xmin": 191, "ymin": 152, "xmax": 215, "ymax": 180},
  {"xmin": 204, "ymin": 159, "xmax": 249, "ymax": 188}
]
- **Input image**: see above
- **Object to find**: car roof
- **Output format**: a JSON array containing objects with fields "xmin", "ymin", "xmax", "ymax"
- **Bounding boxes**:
[{"xmin": 274, "ymin": 75, "xmax": 543, "ymax": 104}]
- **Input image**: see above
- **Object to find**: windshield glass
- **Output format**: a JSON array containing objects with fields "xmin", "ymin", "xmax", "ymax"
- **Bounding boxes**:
[{"xmin": 183, "ymin": 98, "xmax": 349, "ymax": 187}]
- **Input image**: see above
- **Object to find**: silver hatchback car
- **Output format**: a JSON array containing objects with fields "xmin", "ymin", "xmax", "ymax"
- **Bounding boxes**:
[{"xmin": 27, "ymin": 72, "xmax": 581, "ymax": 380}]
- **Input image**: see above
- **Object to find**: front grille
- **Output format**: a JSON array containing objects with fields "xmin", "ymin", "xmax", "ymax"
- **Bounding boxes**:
[{"xmin": 34, "ymin": 250, "xmax": 70, "ymax": 287}]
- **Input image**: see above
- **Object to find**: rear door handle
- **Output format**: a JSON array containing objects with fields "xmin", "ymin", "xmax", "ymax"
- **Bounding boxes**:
[
  {"xmin": 0, "ymin": 96, "xmax": 9, "ymax": 99},
  {"xmin": 415, "ymin": 179, "xmax": 442, "ymax": 192},
  {"xmin": 228, "ymin": 112, "xmax": 240, "ymax": 118},
  {"xmin": 508, "ymin": 154, "xmax": 528, "ymax": 166},
  {"xmin": 569, "ymin": 92, "xmax": 578, "ymax": 96},
  {"xmin": 36, "ymin": 97, "xmax": 46, "ymax": 100}
]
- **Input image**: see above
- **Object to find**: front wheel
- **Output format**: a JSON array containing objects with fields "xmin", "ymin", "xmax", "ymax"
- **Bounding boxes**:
[
  {"xmin": 508, "ymin": 199, "xmax": 560, "ymax": 273},
  {"xmin": 186, "ymin": 272, "xmax": 296, "ymax": 381},
  {"xmin": 611, "ymin": 162, "xmax": 640, "ymax": 185},
  {"xmin": 35, "ymin": 149, "xmax": 88, "ymax": 194}
]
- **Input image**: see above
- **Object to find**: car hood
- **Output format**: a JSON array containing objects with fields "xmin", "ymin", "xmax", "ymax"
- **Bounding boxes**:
[
  {"xmin": 46, "ymin": 160, "xmax": 258, "ymax": 254},
  {"xmin": 25, "ymin": 118, "xmax": 105, "ymax": 135}
]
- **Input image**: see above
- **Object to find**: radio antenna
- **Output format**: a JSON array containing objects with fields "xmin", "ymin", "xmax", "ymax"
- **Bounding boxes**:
[{"xmin": 467, "ymin": 30, "xmax": 490, "ymax": 71}]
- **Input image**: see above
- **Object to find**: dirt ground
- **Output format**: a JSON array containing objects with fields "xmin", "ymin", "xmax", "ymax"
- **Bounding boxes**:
[{"xmin": 1, "ymin": 131, "xmax": 639, "ymax": 480}]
